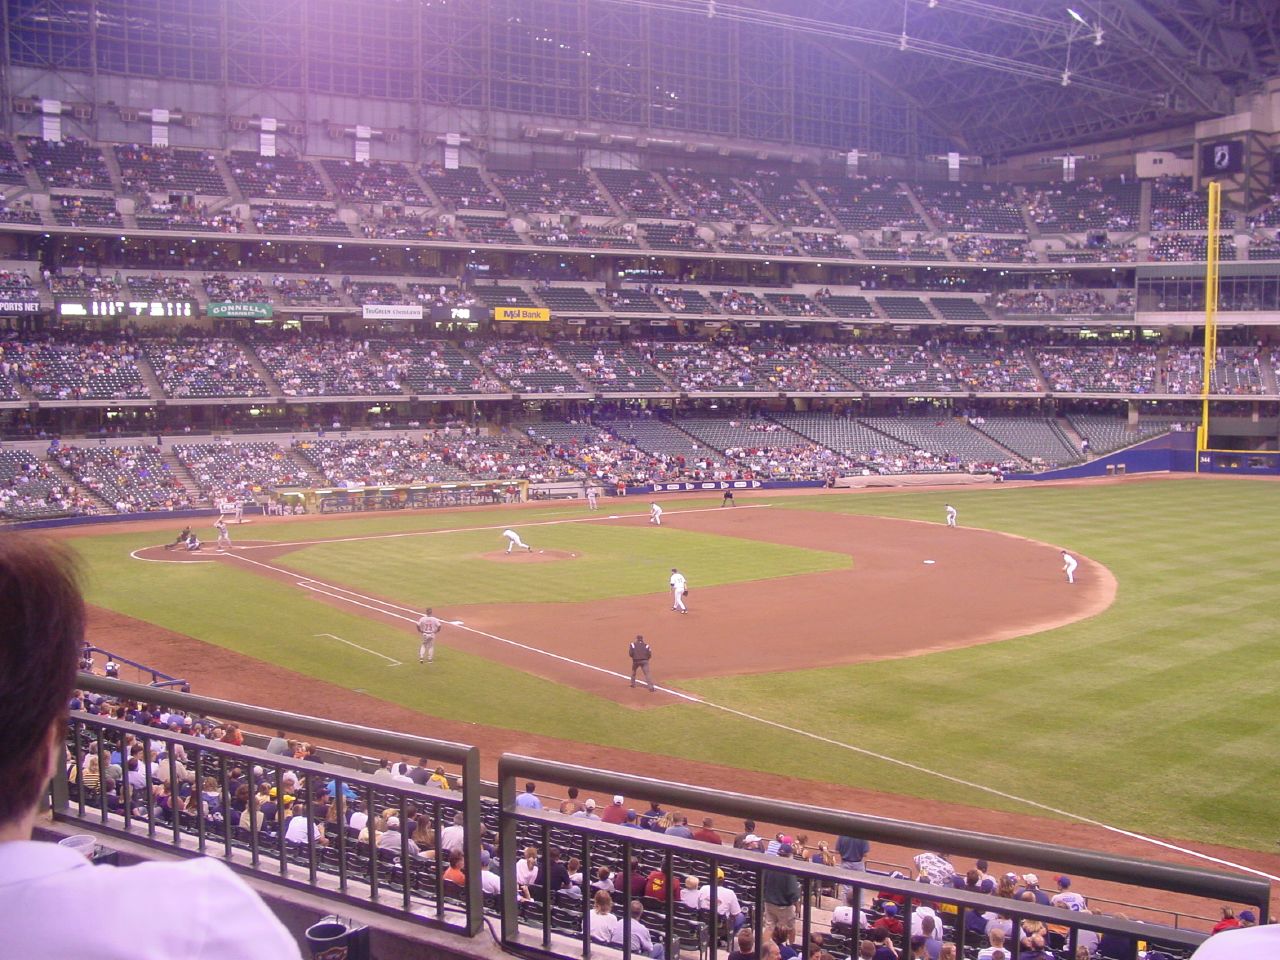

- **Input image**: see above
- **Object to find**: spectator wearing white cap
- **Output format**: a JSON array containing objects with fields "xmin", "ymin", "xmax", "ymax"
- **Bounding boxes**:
[
  {"xmin": 572, "ymin": 798, "xmax": 601, "ymax": 820},
  {"xmin": 601, "ymin": 795, "xmax": 627, "ymax": 825},
  {"xmin": 1018, "ymin": 873, "xmax": 1052, "ymax": 905}
]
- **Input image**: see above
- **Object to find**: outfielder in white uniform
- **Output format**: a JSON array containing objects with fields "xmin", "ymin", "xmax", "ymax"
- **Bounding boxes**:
[
  {"xmin": 669, "ymin": 567, "xmax": 687, "ymax": 613},
  {"xmin": 586, "ymin": 486, "xmax": 598, "ymax": 511},
  {"xmin": 417, "ymin": 607, "xmax": 444, "ymax": 664},
  {"xmin": 214, "ymin": 518, "xmax": 231, "ymax": 552},
  {"xmin": 649, "ymin": 502, "xmax": 663, "ymax": 526},
  {"xmin": 945, "ymin": 504, "xmax": 957, "ymax": 527},
  {"xmin": 503, "ymin": 529, "xmax": 532, "ymax": 554},
  {"xmin": 1062, "ymin": 550, "xmax": 1078, "ymax": 584}
]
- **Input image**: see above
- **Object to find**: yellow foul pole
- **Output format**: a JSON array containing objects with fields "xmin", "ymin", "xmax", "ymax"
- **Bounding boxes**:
[{"xmin": 1196, "ymin": 180, "xmax": 1220, "ymax": 472}]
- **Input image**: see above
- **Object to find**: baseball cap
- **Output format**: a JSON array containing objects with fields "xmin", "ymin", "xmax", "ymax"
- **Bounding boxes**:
[
  {"xmin": 613, "ymin": 795, "xmax": 624, "ymax": 805},
  {"xmin": 779, "ymin": 835, "xmax": 794, "ymax": 845},
  {"xmin": 1021, "ymin": 873, "xmax": 1039, "ymax": 885},
  {"xmin": 884, "ymin": 903, "xmax": 898, "ymax": 915},
  {"xmin": 585, "ymin": 798, "xmax": 596, "ymax": 810},
  {"xmin": 480, "ymin": 851, "xmax": 492, "ymax": 867},
  {"xmin": 387, "ymin": 817, "xmax": 400, "ymax": 829},
  {"xmin": 1239, "ymin": 910, "xmax": 1257, "ymax": 923},
  {"xmin": 778, "ymin": 843, "xmax": 793, "ymax": 857},
  {"xmin": 1056, "ymin": 875, "xmax": 1071, "ymax": 888}
]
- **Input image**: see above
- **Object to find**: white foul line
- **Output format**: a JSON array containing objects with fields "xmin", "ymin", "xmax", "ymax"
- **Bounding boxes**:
[
  {"xmin": 314, "ymin": 632, "xmax": 402, "ymax": 666},
  {"xmin": 214, "ymin": 519, "xmax": 1280, "ymax": 883}
]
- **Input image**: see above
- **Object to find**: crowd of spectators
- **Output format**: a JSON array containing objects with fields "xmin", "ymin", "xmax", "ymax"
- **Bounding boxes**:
[
  {"xmin": 0, "ymin": 450, "xmax": 98, "ymax": 519},
  {"xmin": 228, "ymin": 152, "xmax": 329, "ymax": 201},
  {"xmin": 528, "ymin": 221, "xmax": 637, "ymax": 248},
  {"xmin": 994, "ymin": 290, "xmax": 1135, "ymax": 315},
  {"xmin": 142, "ymin": 338, "xmax": 269, "ymax": 398},
  {"xmin": 5, "ymin": 337, "xmax": 149, "ymax": 400},
  {"xmin": 114, "ymin": 145, "xmax": 228, "ymax": 195},
  {"xmin": 918, "ymin": 183, "xmax": 1026, "ymax": 233},
  {"xmin": 24, "ymin": 136, "xmax": 113, "ymax": 190},
  {"xmin": 204, "ymin": 273, "xmax": 269, "ymax": 302},
  {"xmin": 291, "ymin": 435, "xmax": 470, "ymax": 486},
  {"xmin": 950, "ymin": 235, "xmax": 1035, "ymax": 263},
  {"xmin": 1148, "ymin": 234, "xmax": 1237, "ymax": 263},
  {"xmin": 934, "ymin": 342, "xmax": 1041, "ymax": 392},
  {"xmin": 321, "ymin": 158, "xmax": 431, "ymax": 205},
  {"xmin": 136, "ymin": 199, "xmax": 242, "ymax": 233},
  {"xmin": 1034, "ymin": 346, "xmax": 1160, "ymax": 393},
  {"xmin": 253, "ymin": 203, "xmax": 349, "ymax": 237},
  {"xmin": 1026, "ymin": 177, "xmax": 1140, "ymax": 231},
  {"xmin": 174, "ymin": 441, "xmax": 313, "ymax": 503},
  {"xmin": 664, "ymin": 169, "xmax": 764, "ymax": 222},
  {"xmin": 272, "ymin": 275, "xmax": 342, "ymax": 306},
  {"xmin": 54, "ymin": 445, "xmax": 194, "ymax": 512},
  {"xmin": 254, "ymin": 337, "xmax": 408, "ymax": 396},
  {"xmin": 53, "ymin": 195, "xmax": 122, "ymax": 228},
  {"xmin": 477, "ymin": 342, "xmax": 582, "ymax": 393},
  {"xmin": 361, "ymin": 210, "xmax": 455, "ymax": 241}
]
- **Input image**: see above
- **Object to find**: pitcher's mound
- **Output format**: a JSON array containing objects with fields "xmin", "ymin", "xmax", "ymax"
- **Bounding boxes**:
[{"xmin": 482, "ymin": 549, "xmax": 579, "ymax": 563}]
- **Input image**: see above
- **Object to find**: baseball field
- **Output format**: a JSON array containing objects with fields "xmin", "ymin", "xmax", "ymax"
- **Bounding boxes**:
[{"xmin": 64, "ymin": 475, "xmax": 1280, "ymax": 878}]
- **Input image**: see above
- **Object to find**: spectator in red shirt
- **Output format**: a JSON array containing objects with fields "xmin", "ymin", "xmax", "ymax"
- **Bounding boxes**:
[
  {"xmin": 692, "ymin": 816, "xmax": 723, "ymax": 844},
  {"xmin": 871, "ymin": 903, "xmax": 904, "ymax": 937}
]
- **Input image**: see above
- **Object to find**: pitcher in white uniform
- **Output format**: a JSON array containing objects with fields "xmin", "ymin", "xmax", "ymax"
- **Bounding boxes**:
[
  {"xmin": 503, "ymin": 529, "xmax": 533, "ymax": 554},
  {"xmin": 649, "ymin": 502, "xmax": 662, "ymax": 526},
  {"xmin": 669, "ymin": 567, "xmax": 687, "ymax": 613}
]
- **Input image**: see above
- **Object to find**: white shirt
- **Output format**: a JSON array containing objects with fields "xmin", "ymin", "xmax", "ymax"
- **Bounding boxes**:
[
  {"xmin": 589, "ymin": 910, "xmax": 621, "ymax": 943},
  {"xmin": 830, "ymin": 904, "xmax": 865, "ymax": 927},
  {"xmin": 0, "ymin": 840, "xmax": 301, "ymax": 959},
  {"xmin": 503, "ymin": 529, "xmax": 520, "ymax": 541},
  {"xmin": 348, "ymin": 811, "xmax": 368, "ymax": 832},
  {"xmin": 670, "ymin": 572, "xmax": 686, "ymax": 591},
  {"xmin": 1191, "ymin": 926, "xmax": 1280, "ymax": 958},
  {"xmin": 680, "ymin": 886, "xmax": 701, "ymax": 909},
  {"xmin": 440, "ymin": 823, "xmax": 465, "ymax": 854},
  {"xmin": 283, "ymin": 816, "xmax": 319, "ymax": 845},
  {"xmin": 698, "ymin": 884, "xmax": 744, "ymax": 918},
  {"xmin": 1063, "ymin": 553, "xmax": 1078, "ymax": 570},
  {"xmin": 651, "ymin": 503, "xmax": 662, "ymax": 515},
  {"xmin": 481, "ymin": 868, "xmax": 502, "ymax": 895},
  {"xmin": 1050, "ymin": 891, "xmax": 1087, "ymax": 911},
  {"xmin": 417, "ymin": 615, "xmax": 442, "ymax": 637}
]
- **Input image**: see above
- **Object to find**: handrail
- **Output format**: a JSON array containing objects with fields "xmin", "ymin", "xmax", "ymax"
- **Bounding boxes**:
[
  {"xmin": 83, "ymin": 646, "xmax": 189, "ymax": 690},
  {"xmin": 495, "ymin": 754, "xmax": 1269, "ymax": 919},
  {"xmin": 66, "ymin": 675, "xmax": 484, "ymax": 935}
]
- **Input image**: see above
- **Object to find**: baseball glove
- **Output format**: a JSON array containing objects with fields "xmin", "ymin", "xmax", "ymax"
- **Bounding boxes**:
[{"xmin": 682, "ymin": 589, "xmax": 689, "ymax": 597}]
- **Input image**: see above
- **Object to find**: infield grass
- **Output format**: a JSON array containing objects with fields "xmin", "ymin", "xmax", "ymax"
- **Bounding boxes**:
[{"xmin": 75, "ymin": 477, "xmax": 1280, "ymax": 852}]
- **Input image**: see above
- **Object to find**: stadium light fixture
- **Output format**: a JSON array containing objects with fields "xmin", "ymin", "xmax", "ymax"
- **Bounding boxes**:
[{"xmin": 1066, "ymin": 8, "xmax": 1087, "ymax": 27}]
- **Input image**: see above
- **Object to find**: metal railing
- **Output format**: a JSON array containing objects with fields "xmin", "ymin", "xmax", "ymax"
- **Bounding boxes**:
[
  {"xmin": 495, "ymin": 755, "xmax": 1270, "ymax": 960},
  {"xmin": 56, "ymin": 675, "xmax": 484, "ymax": 935},
  {"xmin": 55, "ymin": 679, "xmax": 1272, "ymax": 960},
  {"xmin": 82, "ymin": 646, "xmax": 190, "ymax": 689}
]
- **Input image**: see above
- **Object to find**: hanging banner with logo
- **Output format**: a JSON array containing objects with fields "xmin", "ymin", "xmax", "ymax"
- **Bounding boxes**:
[
  {"xmin": 362, "ymin": 304, "xmax": 423, "ymax": 321},
  {"xmin": 207, "ymin": 302, "xmax": 274, "ymax": 319},
  {"xmin": 260, "ymin": 117, "xmax": 277, "ymax": 158},
  {"xmin": 493, "ymin": 306, "xmax": 550, "ymax": 323}
]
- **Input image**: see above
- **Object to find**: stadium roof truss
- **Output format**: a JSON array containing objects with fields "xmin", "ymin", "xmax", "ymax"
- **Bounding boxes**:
[{"xmin": 1, "ymin": 0, "xmax": 1276, "ymax": 159}]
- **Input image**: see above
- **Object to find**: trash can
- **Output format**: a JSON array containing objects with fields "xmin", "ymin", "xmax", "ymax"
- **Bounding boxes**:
[{"xmin": 304, "ymin": 917, "xmax": 370, "ymax": 960}]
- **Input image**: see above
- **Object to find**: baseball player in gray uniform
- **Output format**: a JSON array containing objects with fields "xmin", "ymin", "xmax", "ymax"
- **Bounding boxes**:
[{"xmin": 417, "ymin": 607, "xmax": 444, "ymax": 663}]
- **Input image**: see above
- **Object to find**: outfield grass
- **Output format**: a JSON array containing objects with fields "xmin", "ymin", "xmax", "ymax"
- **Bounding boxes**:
[{"xmin": 74, "ymin": 479, "xmax": 1280, "ymax": 852}]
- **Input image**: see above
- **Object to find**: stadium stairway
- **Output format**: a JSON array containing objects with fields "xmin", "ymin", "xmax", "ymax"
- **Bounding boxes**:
[
  {"xmin": 649, "ymin": 170, "xmax": 691, "ymax": 218},
  {"xmin": 1056, "ymin": 417, "xmax": 1088, "ymax": 457},
  {"xmin": 1139, "ymin": 180, "xmax": 1153, "ymax": 233},
  {"xmin": 100, "ymin": 147, "xmax": 127, "ymax": 196},
  {"xmin": 159, "ymin": 448, "xmax": 206, "ymax": 504},
  {"xmin": 799, "ymin": 178, "xmax": 839, "ymax": 227},
  {"xmin": 1018, "ymin": 186, "xmax": 1041, "ymax": 237},
  {"xmin": 213, "ymin": 154, "xmax": 245, "ymax": 204},
  {"xmin": 10, "ymin": 137, "xmax": 46, "ymax": 195},
  {"xmin": 44, "ymin": 457, "xmax": 112, "ymax": 514},
  {"xmin": 901, "ymin": 181, "xmax": 942, "ymax": 236},
  {"xmin": 584, "ymin": 169, "xmax": 626, "ymax": 218},
  {"xmin": 134, "ymin": 354, "xmax": 165, "ymax": 401},
  {"xmin": 239, "ymin": 341, "xmax": 286, "ymax": 395}
]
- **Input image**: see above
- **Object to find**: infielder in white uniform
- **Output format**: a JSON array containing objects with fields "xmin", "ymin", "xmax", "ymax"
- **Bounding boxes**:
[
  {"xmin": 417, "ymin": 607, "xmax": 444, "ymax": 664},
  {"xmin": 586, "ymin": 486, "xmax": 599, "ymax": 511},
  {"xmin": 649, "ymin": 502, "xmax": 663, "ymax": 526},
  {"xmin": 669, "ymin": 567, "xmax": 687, "ymax": 613},
  {"xmin": 945, "ymin": 504, "xmax": 957, "ymax": 527},
  {"xmin": 503, "ymin": 529, "xmax": 533, "ymax": 553},
  {"xmin": 1062, "ymin": 550, "xmax": 1078, "ymax": 584},
  {"xmin": 214, "ymin": 518, "xmax": 231, "ymax": 552}
]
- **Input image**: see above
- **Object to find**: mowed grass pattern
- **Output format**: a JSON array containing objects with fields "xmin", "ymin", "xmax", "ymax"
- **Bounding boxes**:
[
  {"xmin": 73, "ymin": 479, "xmax": 1280, "ymax": 851},
  {"xmin": 275, "ymin": 522, "xmax": 850, "ymax": 606}
]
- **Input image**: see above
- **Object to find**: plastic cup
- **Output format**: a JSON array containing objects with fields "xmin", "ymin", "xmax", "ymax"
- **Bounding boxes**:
[{"xmin": 58, "ymin": 834, "xmax": 97, "ymax": 859}]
